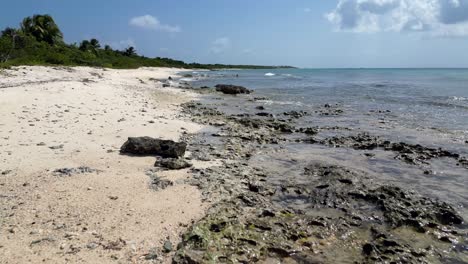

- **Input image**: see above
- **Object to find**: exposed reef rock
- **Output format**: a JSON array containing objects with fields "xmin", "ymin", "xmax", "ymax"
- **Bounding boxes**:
[
  {"xmin": 120, "ymin": 136, "xmax": 186, "ymax": 158},
  {"xmin": 215, "ymin": 84, "xmax": 251, "ymax": 95}
]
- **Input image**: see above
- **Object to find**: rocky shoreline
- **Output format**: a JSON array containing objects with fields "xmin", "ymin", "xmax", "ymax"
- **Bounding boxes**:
[
  {"xmin": 2, "ymin": 67, "xmax": 465, "ymax": 263},
  {"xmin": 169, "ymin": 83, "xmax": 467, "ymax": 263}
]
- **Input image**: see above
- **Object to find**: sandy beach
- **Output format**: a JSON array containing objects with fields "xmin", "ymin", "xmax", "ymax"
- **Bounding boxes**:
[{"xmin": 0, "ymin": 66, "xmax": 209, "ymax": 263}]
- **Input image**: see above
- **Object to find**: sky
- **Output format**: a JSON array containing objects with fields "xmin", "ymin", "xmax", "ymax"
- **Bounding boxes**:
[{"xmin": 1, "ymin": 0, "xmax": 468, "ymax": 68}]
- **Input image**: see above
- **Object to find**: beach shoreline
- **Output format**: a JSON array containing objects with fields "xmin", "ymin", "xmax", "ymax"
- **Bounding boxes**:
[
  {"xmin": 1, "ymin": 66, "xmax": 466, "ymax": 263},
  {"xmin": 0, "ymin": 66, "xmax": 212, "ymax": 263}
]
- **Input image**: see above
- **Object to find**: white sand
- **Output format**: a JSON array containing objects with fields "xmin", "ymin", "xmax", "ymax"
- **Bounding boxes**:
[{"xmin": 0, "ymin": 66, "xmax": 210, "ymax": 263}]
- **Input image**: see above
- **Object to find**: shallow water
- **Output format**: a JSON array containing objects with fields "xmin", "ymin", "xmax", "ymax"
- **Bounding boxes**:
[
  {"xmin": 191, "ymin": 68, "xmax": 468, "ymax": 219},
  {"xmin": 195, "ymin": 68, "xmax": 468, "ymax": 136}
]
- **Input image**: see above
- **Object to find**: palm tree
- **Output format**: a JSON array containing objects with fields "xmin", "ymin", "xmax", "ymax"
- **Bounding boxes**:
[
  {"xmin": 20, "ymin": 14, "xmax": 63, "ymax": 45},
  {"xmin": 20, "ymin": 16, "xmax": 33, "ymax": 35},
  {"xmin": 90, "ymin": 38, "xmax": 100, "ymax": 49},
  {"xmin": 123, "ymin": 46, "xmax": 136, "ymax": 56},
  {"xmin": 1, "ymin": 27, "xmax": 18, "ymax": 38},
  {"xmin": 79, "ymin": 39, "xmax": 101, "ymax": 55},
  {"xmin": 79, "ymin": 40, "xmax": 90, "ymax": 51}
]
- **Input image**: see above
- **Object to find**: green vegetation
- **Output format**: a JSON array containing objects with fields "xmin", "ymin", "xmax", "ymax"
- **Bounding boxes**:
[{"xmin": 0, "ymin": 14, "xmax": 294, "ymax": 70}]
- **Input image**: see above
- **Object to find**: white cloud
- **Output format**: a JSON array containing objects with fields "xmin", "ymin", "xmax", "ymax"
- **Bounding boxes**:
[
  {"xmin": 326, "ymin": 0, "xmax": 468, "ymax": 37},
  {"xmin": 211, "ymin": 37, "xmax": 231, "ymax": 54},
  {"xmin": 129, "ymin": 15, "xmax": 181, "ymax": 33}
]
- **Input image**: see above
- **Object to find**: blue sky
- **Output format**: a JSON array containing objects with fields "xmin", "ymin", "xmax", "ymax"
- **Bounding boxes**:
[{"xmin": 2, "ymin": 0, "xmax": 468, "ymax": 68}]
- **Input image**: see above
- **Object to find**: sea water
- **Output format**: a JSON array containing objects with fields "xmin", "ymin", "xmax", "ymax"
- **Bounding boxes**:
[{"xmin": 190, "ymin": 68, "xmax": 468, "ymax": 218}]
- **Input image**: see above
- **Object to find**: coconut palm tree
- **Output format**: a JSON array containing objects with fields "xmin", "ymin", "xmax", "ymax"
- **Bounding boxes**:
[
  {"xmin": 20, "ymin": 14, "xmax": 63, "ymax": 45},
  {"xmin": 123, "ymin": 46, "xmax": 136, "ymax": 56},
  {"xmin": 89, "ymin": 38, "xmax": 100, "ymax": 49},
  {"xmin": 79, "ymin": 39, "xmax": 101, "ymax": 55},
  {"xmin": 20, "ymin": 16, "xmax": 33, "ymax": 35},
  {"xmin": 79, "ymin": 40, "xmax": 90, "ymax": 51}
]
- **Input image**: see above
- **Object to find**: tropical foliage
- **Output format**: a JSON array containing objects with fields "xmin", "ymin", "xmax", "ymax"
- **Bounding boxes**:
[
  {"xmin": 20, "ymin": 14, "xmax": 63, "ymax": 45},
  {"xmin": 1, "ymin": 14, "xmax": 293, "ymax": 69}
]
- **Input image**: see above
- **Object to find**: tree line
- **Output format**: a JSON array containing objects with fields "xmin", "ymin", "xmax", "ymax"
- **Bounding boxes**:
[{"xmin": 0, "ymin": 14, "xmax": 293, "ymax": 69}]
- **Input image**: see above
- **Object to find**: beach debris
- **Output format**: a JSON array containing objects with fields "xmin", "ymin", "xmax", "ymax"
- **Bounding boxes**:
[
  {"xmin": 86, "ymin": 242, "xmax": 99, "ymax": 250},
  {"xmin": 120, "ymin": 137, "xmax": 187, "ymax": 158},
  {"xmin": 145, "ymin": 248, "xmax": 158, "ymax": 260},
  {"xmin": 49, "ymin": 144, "xmax": 64, "ymax": 150},
  {"xmin": 102, "ymin": 238, "xmax": 126, "ymax": 250},
  {"xmin": 215, "ymin": 84, "xmax": 251, "ymax": 95},
  {"xmin": 1, "ymin": 170, "xmax": 12, "ymax": 175},
  {"xmin": 155, "ymin": 158, "xmax": 192, "ymax": 170},
  {"xmin": 30, "ymin": 237, "xmax": 56, "ymax": 246},
  {"xmin": 53, "ymin": 166, "xmax": 97, "ymax": 176},
  {"xmin": 163, "ymin": 240, "xmax": 173, "ymax": 253},
  {"xmin": 150, "ymin": 176, "xmax": 173, "ymax": 191}
]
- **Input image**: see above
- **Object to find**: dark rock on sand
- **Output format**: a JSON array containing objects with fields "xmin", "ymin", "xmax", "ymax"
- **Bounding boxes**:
[
  {"xmin": 150, "ymin": 176, "xmax": 173, "ymax": 191},
  {"xmin": 1, "ymin": 170, "xmax": 12, "ymax": 175},
  {"xmin": 215, "ymin": 84, "xmax": 251, "ymax": 95},
  {"xmin": 120, "ymin": 137, "xmax": 186, "ymax": 158},
  {"xmin": 53, "ymin": 166, "xmax": 97, "ymax": 176},
  {"xmin": 155, "ymin": 158, "xmax": 192, "ymax": 170},
  {"xmin": 163, "ymin": 241, "xmax": 173, "ymax": 253}
]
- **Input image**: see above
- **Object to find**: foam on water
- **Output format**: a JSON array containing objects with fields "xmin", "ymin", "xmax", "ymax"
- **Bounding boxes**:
[
  {"xmin": 452, "ymin": 96, "xmax": 468, "ymax": 101},
  {"xmin": 193, "ymin": 68, "xmax": 468, "ymax": 132}
]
